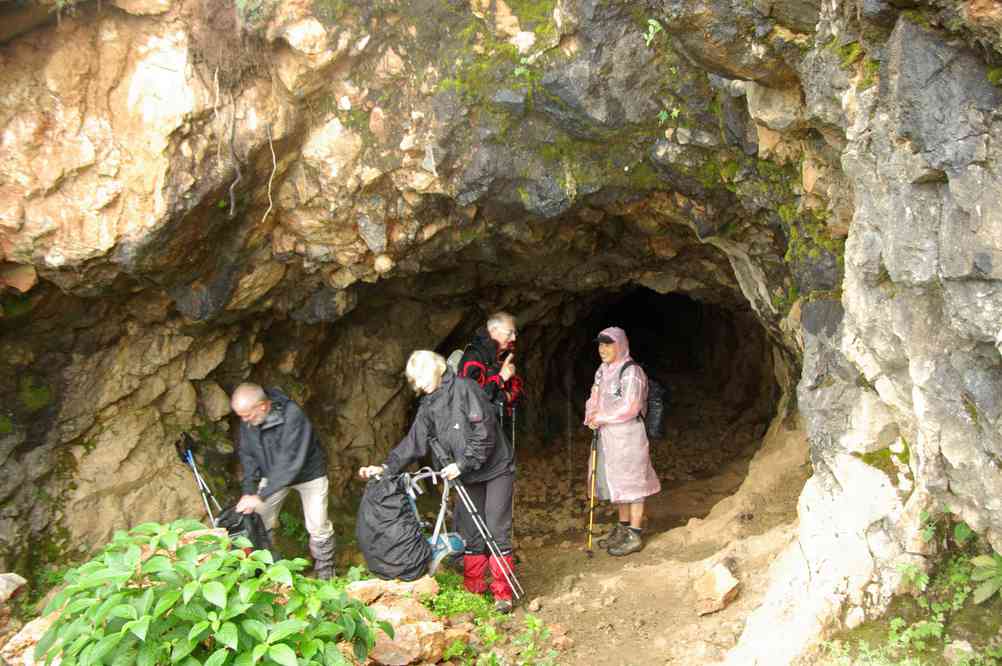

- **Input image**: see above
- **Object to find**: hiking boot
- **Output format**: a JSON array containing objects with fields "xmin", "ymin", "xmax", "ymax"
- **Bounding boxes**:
[
  {"xmin": 309, "ymin": 535, "xmax": 337, "ymax": 581},
  {"xmin": 597, "ymin": 524, "xmax": 627, "ymax": 549},
  {"xmin": 494, "ymin": 599, "xmax": 513, "ymax": 614},
  {"xmin": 607, "ymin": 529, "xmax": 643, "ymax": 556}
]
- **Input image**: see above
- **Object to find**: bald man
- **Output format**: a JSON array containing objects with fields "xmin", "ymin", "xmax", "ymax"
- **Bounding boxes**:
[{"xmin": 231, "ymin": 383, "xmax": 335, "ymax": 579}]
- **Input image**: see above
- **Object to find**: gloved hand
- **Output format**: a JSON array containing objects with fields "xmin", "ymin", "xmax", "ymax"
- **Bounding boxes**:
[
  {"xmin": 441, "ymin": 463, "xmax": 461, "ymax": 480},
  {"xmin": 358, "ymin": 465, "xmax": 385, "ymax": 479}
]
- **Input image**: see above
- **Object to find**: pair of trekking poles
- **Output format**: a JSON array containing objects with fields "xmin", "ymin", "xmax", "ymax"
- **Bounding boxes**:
[{"xmin": 429, "ymin": 438, "xmax": 525, "ymax": 601}]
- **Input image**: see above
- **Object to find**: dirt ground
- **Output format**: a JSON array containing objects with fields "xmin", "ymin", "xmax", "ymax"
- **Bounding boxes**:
[{"xmin": 497, "ymin": 382, "xmax": 810, "ymax": 665}]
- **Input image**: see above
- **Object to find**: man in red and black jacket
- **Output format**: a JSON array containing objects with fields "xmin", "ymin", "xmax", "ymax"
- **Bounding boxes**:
[
  {"xmin": 455, "ymin": 311, "xmax": 523, "ymax": 606},
  {"xmin": 458, "ymin": 311, "xmax": 524, "ymax": 417}
]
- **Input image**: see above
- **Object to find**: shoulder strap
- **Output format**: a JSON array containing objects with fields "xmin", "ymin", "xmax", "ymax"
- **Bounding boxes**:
[{"xmin": 618, "ymin": 360, "xmax": 637, "ymax": 382}]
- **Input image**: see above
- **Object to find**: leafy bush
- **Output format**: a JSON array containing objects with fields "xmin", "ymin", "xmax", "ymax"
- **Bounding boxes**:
[
  {"xmin": 971, "ymin": 553, "xmax": 1002, "ymax": 604},
  {"xmin": 423, "ymin": 570, "xmax": 501, "ymax": 621},
  {"xmin": 35, "ymin": 519, "xmax": 391, "ymax": 666}
]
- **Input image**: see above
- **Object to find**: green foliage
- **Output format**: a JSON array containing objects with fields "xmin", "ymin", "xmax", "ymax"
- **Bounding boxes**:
[
  {"xmin": 643, "ymin": 19, "xmax": 663, "ymax": 47},
  {"xmin": 838, "ymin": 41, "xmax": 864, "ymax": 68},
  {"xmin": 898, "ymin": 563, "xmax": 930, "ymax": 593},
  {"xmin": 35, "ymin": 520, "xmax": 390, "ymax": 666},
  {"xmin": 989, "ymin": 68, "xmax": 1002, "ymax": 87},
  {"xmin": 18, "ymin": 375, "xmax": 52, "ymax": 413},
  {"xmin": 278, "ymin": 511, "xmax": 309, "ymax": 546},
  {"xmin": 511, "ymin": 613, "xmax": 558, "ymax": 665},
  {"xmin": 0, "ymin": 414, "xmax": 13, "ymax": 435},
  {"xmin": 424, "ymin": 570, "xmax": 501, "ymax": 621},
  {"xmin": 860, "ymin": 58, "xmax": 880, "ymax": 90},
  {"xmin": 971, "ymin": 554, "xmax": 1002, "ymax": 604}
]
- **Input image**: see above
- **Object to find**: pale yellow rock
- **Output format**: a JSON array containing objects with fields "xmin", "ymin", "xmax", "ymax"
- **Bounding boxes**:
[
  {"xmin": 111, "ymin": 0, "xmax": 171, "ymax": 15},
  {"xmin": 0, "ymin": 612, "xmax": 59, "ymax": 666},
  {"xmin": 0, "ymin": 264, "xmax": 37, "ymax": 293},
  {"xmin": 197, "ymin": 381, "xmax": 231, "ymax": 421},
  {"xmin": 374, "ymin": 254, "xmax": 395, "ymax": 274},
  {"xmin": 226, "ymin": 261, "xmax": 287, "ymax": 311}
]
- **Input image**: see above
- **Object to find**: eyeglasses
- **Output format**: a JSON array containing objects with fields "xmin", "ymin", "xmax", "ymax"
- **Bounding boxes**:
[{"xmin": 499, "ymin": 327, "xmax": 517, "ymax": 340}]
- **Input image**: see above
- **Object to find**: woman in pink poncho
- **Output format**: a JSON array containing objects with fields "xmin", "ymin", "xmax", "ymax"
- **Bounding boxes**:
[{"xmin": 584, "ymin": 326, "xmax": 661, "ymax": 556}]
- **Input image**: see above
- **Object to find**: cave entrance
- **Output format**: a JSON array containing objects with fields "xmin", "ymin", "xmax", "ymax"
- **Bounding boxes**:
[{"xmin": 429, "ymin": 284, "xmax": 783, "ymax": 546}]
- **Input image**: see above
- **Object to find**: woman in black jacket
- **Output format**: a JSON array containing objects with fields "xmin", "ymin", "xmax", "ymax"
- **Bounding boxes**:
[{"xmin": 359, "ymin": 350, "xmax": 517, "ymax": 612}]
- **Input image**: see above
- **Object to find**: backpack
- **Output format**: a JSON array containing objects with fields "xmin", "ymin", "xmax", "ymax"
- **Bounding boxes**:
[
  {"xmin": 446, "ymin": 348, "xmax": 465, "ymax": 375},
  {"xmin": 615, "ymin": 361, "xmax": 667, "ymax": 440},
  {"xmin": 356, "ymin": 475, "xmax": 433, "ymax": 581}
]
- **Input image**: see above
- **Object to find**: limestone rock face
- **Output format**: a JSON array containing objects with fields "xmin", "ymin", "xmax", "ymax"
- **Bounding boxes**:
[{"xmin": 1, "ymin": 0, "xmax": 1002, "ymax": 663}]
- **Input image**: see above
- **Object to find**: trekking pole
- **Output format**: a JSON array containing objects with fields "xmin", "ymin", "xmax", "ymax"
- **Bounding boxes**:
[
  {"xmin": 428, "ymin": 438, "xmax": 525, "ymax": 599},
  {"xmin": 586, "ymin": 430, "xmax": 598, "ymax": 558},
  {"xmin": 176, "ymin": 435, "xmax": 223, "ymax": 524},
  {"xmin": 453, "ymin": 480, "xmax": 525, "ymax": 600},
  {"xmin": 511, "ymin": 405, "xmax": 516, "ymax": 544}
]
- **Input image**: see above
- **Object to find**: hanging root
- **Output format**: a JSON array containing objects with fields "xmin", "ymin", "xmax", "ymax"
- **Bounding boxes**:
[
  {"xmin": 260, "ymin": 123, "xmax": 276, "ymax": 225},
  {"xmin": 227, "ymin": 95, "xmax": 242, "ymax": 219}
]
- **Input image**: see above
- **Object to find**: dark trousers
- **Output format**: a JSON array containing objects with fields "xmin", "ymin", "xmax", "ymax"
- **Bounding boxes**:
[{"xmin": 456, "ymin": 472, "xmax": 513, "ymax": 554}]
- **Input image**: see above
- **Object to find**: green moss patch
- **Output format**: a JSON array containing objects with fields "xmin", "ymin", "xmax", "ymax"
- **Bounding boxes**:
[{"xmin": 17, "ymin": 375, "xmax": 52, "ymax": 413}]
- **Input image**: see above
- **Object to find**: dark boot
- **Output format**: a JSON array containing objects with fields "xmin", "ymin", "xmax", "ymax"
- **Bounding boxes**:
[
  {"xmin": 608, "ymin": 529, "xmax": 643, "ymax": 556},
  {"xmin": 309, "ymin": 535, "xmax": 337, "ymax": 580},
  {"xmin": 597, "ymin": 524, "xmax": 627, "ymax": 548}
]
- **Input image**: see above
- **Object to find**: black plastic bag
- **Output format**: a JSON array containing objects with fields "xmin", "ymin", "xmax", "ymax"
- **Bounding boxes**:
[
  {"xmin": 356, "ymin": 475, "xmax": 431, "ymax": 581},
  {"xmin": 215, "ymin": 506, "xmax": 274, "ymax": 555}
]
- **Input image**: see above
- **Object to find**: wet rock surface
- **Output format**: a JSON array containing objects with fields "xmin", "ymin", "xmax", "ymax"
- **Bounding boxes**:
[{"xmin": 1, "ymin": 0, "xmax": 1002, "ymax": 663}]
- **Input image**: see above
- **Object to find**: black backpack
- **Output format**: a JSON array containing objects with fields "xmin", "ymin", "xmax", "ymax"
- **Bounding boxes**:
[
  {"xmin": 616, "ymin": 361, "xmax": 667, "ymax": 440},
  {"xmin": 356, "ymin": 475, "xmax": 432, "ymax": 581}
]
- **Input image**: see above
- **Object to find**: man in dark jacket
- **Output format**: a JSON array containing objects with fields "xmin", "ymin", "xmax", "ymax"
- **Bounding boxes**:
[
  {"xmin": 359, "ymin": 351, "xmax": 517, "ymax": 612},
  {"xmin": 232, "ymin": 383, "xmax": 336, "ymax": 580},
  {"xmin": 458, "ymin": 311, "xmax": 524, "ymax": 421}
]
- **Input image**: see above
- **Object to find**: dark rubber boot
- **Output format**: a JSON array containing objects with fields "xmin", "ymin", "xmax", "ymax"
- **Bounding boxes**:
[
  {"xmin": 608, "ymin": 529, "xmax": 643, "ymax": 556},
  {"xmin": 597, "ymin": 524, "xmax": 626, "ymax": 548},
  {"xmin": 309, "ymin": 535, "xmax": 337, "ymax": 580}
]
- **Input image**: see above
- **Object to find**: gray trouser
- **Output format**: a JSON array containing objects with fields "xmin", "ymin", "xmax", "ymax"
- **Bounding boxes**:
[
  {"xmin": 256, "ymin": 476, "xmax": 334, "ymax": 541},
  {"xmin": 456, "ymin": 472, "xmax": 514, "ymax": 554}
]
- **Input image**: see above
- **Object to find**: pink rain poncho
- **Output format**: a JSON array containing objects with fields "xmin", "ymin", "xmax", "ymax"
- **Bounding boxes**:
[{"xmin": 584, "ymin": 327, "xmax": 661, "ymax": 503}]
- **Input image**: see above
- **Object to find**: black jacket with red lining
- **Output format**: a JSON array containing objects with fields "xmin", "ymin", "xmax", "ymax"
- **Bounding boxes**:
[{"xmin": 457, "ymin": 327, "xmax": 524, "ymax": 410}]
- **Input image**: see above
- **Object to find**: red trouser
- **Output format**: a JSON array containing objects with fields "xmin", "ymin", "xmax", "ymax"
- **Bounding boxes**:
[{"xmin": 463, "ymin": 553, "xmax": 516, "ymax": 600}]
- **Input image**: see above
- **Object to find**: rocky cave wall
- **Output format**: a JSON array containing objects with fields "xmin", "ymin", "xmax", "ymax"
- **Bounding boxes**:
[{"xmin": 2, "ymin": 0, "xmax": 1002, "ymax": 662}]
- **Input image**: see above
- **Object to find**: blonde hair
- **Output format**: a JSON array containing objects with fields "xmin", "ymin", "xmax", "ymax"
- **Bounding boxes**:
[{"xmin": 405, "ymin": 350, "xmax": 447, "ymax": 394}]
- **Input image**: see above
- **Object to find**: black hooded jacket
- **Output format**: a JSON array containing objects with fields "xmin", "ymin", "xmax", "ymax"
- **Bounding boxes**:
[
  {"xmin": 238, "ymin": 388, "xmax": 327, "ymax": 499},
  {"xmin": 382, "ymin": 370, "xmax": 513, "ymax": 484},
  {"xmin": 458, "ymin": 327, "xmax": 521, "ymax": 408}
]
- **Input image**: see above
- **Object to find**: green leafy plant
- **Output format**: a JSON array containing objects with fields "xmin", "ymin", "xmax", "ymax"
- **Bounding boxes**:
[
  {"xmin": 954, "ymin": 521, "xmax": 975, "ymax": 546},
  {"xmin": 970, "ymin": 553, "xmax": 1002, "ymax": 604},
  {"xmin": 35, "ymin": 519, "xmax": 391, "ymax": 666},
  {"xmin": 425, "ymin": 570, "xmax": 501, "ymax": 621},
  {"xmin": 511, "ymin": 614, "xmax": 558, "ymax": 666},
  {"xmin": 278, "ymin": 511, "xmax": 309, "ymax": 545},
  {"xmin": 513, "ymin": 57, "xmax": 532, "ymax": 79},
  {"xmin": 643, "ymin": 19, "xmax": 663, "ymax": 47},
  {"xmin": 898, "ymin": 563, "xmax": 930, "ymax": 593}
]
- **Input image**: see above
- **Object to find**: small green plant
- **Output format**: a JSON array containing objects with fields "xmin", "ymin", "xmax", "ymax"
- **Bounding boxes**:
[
  {"xmin": 278, "ymin": 511, "xmax": 309, "ymax": 545},
  {"xmin": 898, "ymin": 563, "xmax": 930, "ymax": 593},
  {"xmin": 970, "ymin": 552, "xmax": 1002, "ymax": 604},
  {"xmin": 511, "ymin": 614, "xmax": 558, "ymax": 665},
  {"xmin": 954, "ymin": 521, "xmax": 975, "ymax": 546},
  {"xmin": 513, "ymin": 57, "xmax": 532, "ymax": 79},
  {"xmin": 35, "ymin": 519, "xmax": 391, "ymax": 666},
  {"xmin": 643, "ymin": 19, "xmax": 663, "ymax": 47},
  {"xmin": 425, "ymin": 570, "xmax": 501, "ymax": 620}
]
